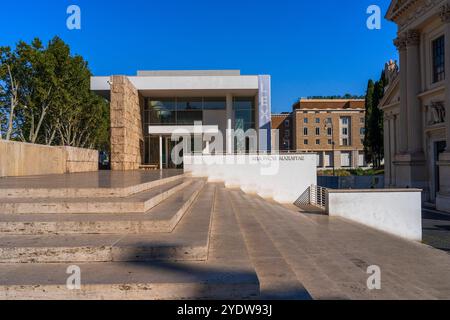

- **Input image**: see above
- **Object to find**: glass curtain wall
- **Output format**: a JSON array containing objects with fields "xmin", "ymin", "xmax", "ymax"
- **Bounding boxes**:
[
  {"xmin": 233, "ymin": 97, "xmax": 256, "ymax": 153},
  {"xmin": 142, "ymin": 97, "xmax": 255, "ymax": 164}
]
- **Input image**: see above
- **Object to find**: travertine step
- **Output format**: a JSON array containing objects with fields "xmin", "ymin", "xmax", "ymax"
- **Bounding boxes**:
[
  {"xmin": 0, "ymin": 179, "xmax": 192, "ymax": 215},
  {"xmin": 0, "ymin": 184, "xmax": 215, "ymax": 263},
  {"xmin": 0, "ymin": 183, "xmax": 260, "ymax": 300},
  {"xmin": 0, "ymin": 180, "xmax": 206, "ymax": 235},
  {"xmin": 0, "ymin": 171, "xmax": 185, "ymax": 199},
  {"xmin": 0, "ymin": 260, "xmax": 258, "ymax": 300}
]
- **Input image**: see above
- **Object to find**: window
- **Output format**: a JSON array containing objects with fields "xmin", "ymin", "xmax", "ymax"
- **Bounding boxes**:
[
  {"xmin": 360, "ymin": 117, "xmax": 365, "ymax": 124},
  {"xmin": 303, "ymin": 127, "xmax": 308, "ymax": 136},
  {"xmin": 327, "ymin": 128, "xmax": 332, "ymax": 136},
  {"xmin": 204, "ymin": 97, "xmax": 226, "ymax": 110},
  {"xmin": 326, "ymin": 118, "xmax": 332, "ymax": 124},
  {"xmin": 432, "ymin": 36, "xmax": 445, "ymax": 83},
  {"xmin": 233, "ymin": 98, "xmax": 255, "ymax": 135},
  {"xmin": 342, "ymin": 128, "xmax": 348, "ymax": 135},
  {"xmin": 284, "ymin": 119, "xmax": 290, "ymax": 127},
  {"xmin": 360, "ymin": 128, "xmax": 365, "ymax": 135},
  {"xmin": 285, "ymin": 130, "xmax": 290, "ymax": 137},
  {"xmin": 316, "ymin": 139, "xmax": 320, "ymax": 145},
  {"xmin": 315, "ymin": 118, "xmax": 320, "ymax": 124},
  {"xmin": 315, "ymin": 128, "xmax": 320, "ymax": 135},
  {"xmin": 328, "ymin": 139, "xmax": 332, "ymax": 145},
  {"xmin": 341, "ymin": 138, "xmax": 349, "ymax": 146},
  {"xmin": 304, "ymin": 139, "xmax": 309, "ymax": 145},
  {"xmin": 304, "ymin": 118, "xmax": 308, "ymax": 124},
  {"xmin": 342, "ymin": 117, "xmax": 349, "ymax": 125}
]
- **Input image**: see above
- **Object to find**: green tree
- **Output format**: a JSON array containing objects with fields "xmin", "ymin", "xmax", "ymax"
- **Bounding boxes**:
[
  {"xmin": 364, "ymin": 72, "xmax": 385, "ymax": 168},
  {"xmin": 364, "ymin": 80, "xmax": 375, "ymax": 165},
  {"xmin": 0, "ymin": 36, "xmax": 109, "ymax": 150}
]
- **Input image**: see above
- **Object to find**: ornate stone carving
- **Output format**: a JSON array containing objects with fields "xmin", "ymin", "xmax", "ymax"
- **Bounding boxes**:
[
  {"xmin": 384, "ymin": 60, "xmax": 399, "ymax": 87},
  {"xmin": 441, "ymin": 2, "xmax": 450, "ymax": 23},
  {"xmin": 406, "ymin": 29, "xmax": 421, "ymax": 46},
  {"xmin": 396, "ymin": 0, "xmax": 442, "ymax": 30},
  {"xmin": 427, "ymin": 101, "xmax": 446, "ymax": 125},
  {"xmin": 394, "ymin": 35, "xmax": 407, "ymax": 50}
]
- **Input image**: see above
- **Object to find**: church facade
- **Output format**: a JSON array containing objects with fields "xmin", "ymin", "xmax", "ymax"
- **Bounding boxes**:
[{"xmin": 380, "ymin": 0, "xmax": 450, "ymax": 211}]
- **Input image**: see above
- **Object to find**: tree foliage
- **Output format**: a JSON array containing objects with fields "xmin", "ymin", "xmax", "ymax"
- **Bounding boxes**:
[
  {"xmin": 0, "ymin": 37, "xmax": 109, "ymax": 150},
  {"xmin": 364, "ymin": 72, "xmax": 385, "ymax": 168}
]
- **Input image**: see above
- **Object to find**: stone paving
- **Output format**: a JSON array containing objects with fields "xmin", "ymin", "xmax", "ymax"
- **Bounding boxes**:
[
  {"xmin": 1, "ymin": 171, "xmax": 450, "ymax": 299},
  {"xmin": 0, "ymin": 170, "xmax": 184, "ymax": 189},
  {"xmin": 423, "ymin": 208, "xmax": 450, "ymax": 254},
  {"xmin": 227, "ymin": 190, "xmax": 450, "ymax": 300}
]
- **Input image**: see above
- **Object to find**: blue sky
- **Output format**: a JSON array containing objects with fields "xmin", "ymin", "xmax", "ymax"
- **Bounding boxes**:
[{"xmin": 2, "ymin": 0, "xmax": 397, "ymax": 113}]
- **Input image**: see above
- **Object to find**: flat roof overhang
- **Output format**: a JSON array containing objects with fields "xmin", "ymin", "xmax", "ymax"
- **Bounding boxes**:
[
  {"xmin": 148, "ymin": 125, "xmax": 219, "ymax": 135},
  {"xmin": 91, "ymin": 75, "xmax": 260, "ymax": 99}
]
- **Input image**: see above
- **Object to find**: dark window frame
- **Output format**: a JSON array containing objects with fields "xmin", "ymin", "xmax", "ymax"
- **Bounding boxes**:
[{"xmin": 432, "ymin": 35, "xmax": 445, "ymax": 83}]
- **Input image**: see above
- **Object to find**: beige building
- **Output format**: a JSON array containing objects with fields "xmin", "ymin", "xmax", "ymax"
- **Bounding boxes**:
[
  {"xmin": 292, "ymin": 99, "xmax": 367, "ymax": 169},
  {"xmin": 380, "ymin": 0, "xmax": 450, "ymax": 211}
]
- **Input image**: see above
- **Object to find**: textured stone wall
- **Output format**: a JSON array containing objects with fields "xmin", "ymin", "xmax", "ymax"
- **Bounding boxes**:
[
  {"xmin": 0, "ymin": 140, "xmax": 98, "ymax": 177},
  {"xmin": 110, "ymin": 76, "xmax": 143, "ymax": 171},
  {"xmin": 63, "ymin": 146, "xmax": 99, "ymax": 173}
]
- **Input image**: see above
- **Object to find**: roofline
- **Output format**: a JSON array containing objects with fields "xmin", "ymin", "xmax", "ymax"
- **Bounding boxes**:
[{"xmin": 298, "ymin": 99, "xmax": 365, "ymax": 102}]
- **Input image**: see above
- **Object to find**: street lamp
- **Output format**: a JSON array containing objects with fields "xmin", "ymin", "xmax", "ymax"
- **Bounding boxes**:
[{"xmin": 324, "ymin": 119, "xmax": 336, "ymax": 176}]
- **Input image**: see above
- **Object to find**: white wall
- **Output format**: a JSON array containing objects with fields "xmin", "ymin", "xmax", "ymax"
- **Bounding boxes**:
[
  {"xmin": 327, "ymin": 189, "xmax": 422, "ymax": 241},
  {"xmin": 184, "ymin": 154, "xmax": 317, "ymax": 203}
]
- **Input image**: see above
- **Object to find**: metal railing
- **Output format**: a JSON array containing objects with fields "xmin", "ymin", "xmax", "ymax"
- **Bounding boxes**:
[
  {"xmin": 294, "ymin": 184, "xmax": 328, "ymax": 211},
  {"xmin": 310, "ymin": 185, "xmax": 328, "ymax": 210}
]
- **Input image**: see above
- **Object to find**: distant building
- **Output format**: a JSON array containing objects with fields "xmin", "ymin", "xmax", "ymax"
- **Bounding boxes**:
[
  {"xmin": 272, "ymin": 99, "xmax": 367, "ymax": 169},
  {"xmin": 379, "ymin": 0, "xmax": 450, "ymax": 211},
  {"xmin": 271, "ymin": 113, "xmax": 292, "ymax": 151}
]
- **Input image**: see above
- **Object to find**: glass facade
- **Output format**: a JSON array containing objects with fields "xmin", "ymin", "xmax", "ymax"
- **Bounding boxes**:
[
  {"xmin": 233, "ymin": 97, "xmax": 255, "ymax": 132},
  {"xmin": 142, "ymin": 96, "xmax": 256, "ymax": 165}
]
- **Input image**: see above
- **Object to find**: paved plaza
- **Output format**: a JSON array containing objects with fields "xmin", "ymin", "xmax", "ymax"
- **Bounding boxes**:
[
  {"xmin": 0, "ymin": 171, "xmax": 449, "ymax": 299},
  {"xmin": 423, "ymin": 208, "xmax": 450, "ymax": 254}
]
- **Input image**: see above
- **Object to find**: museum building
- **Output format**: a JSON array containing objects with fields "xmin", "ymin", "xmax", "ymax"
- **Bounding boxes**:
[{"xmin": 91, "ymin": 70, "xmax": 272, "ymax": 170}]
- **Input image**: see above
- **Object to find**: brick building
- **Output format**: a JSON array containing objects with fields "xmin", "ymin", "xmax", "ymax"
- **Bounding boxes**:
[
  {"xmin": 272, "ymin": 98, "xmax": 367, "ymax": 169},
  {"xmin": 271, "ymin": 113, "xmax": 293, "ymax": 151}
]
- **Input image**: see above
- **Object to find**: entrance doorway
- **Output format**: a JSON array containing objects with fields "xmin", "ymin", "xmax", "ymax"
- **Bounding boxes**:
[
  {"xmin": 144, "ymin": 136, "xmax": 180, "ymax": 169},
  {"xmin": 434, "ymin": 141, "xmax": 447, "ymax": 199}
]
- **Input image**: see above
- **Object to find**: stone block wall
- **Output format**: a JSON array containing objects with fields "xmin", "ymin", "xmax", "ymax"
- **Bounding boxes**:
[
  {"xmin": 110, "ymin": 76, "xmax": 143, "ymax": 171},
  {"xmin": 63, "ymin": 146, "xmax": 99, "ymax": 173},
  {"xmin": 0, "ymin": 140, "xmax": 98, "ymax": 177}
]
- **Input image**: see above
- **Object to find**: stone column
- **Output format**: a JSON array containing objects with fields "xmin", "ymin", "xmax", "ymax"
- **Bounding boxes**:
[
  {"xmin": 437, "ymin": 3, "xmax": 450, "ymax": 213},
  {"xmin": 384, "ymin": 115, "xmax": 391, "ymax": 186},
  {"xmin": 389, "ymin": 116, "xmax": 397, "ymax": 186},
  {"xmin": 226, "ymin": 93, "xmax": 233, "ymax": 154},
  {"xmin": 442, "ymin": 4, "xmax": 450, "ymax": 148},
  {"xmin": 406, "ymin": 30, "xmax": 423, "ymax": 154},
  {"xmin": 394, "ymin": 35, "xmax": 408, "ymax": 153},
  {"xmin": 110, "ymin": 76, "xmax": 143, "ymax": 171}
]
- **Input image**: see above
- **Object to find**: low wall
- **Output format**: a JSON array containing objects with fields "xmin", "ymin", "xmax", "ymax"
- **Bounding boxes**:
[
  {"xmin": 0, "ymin": 140, "xmax": 98, "ymax": 177},
  {"xmin": 326, "ymin": 189, "xmax": 422, "ymax": 241},
  {"xmin": 184, "ymin": 154, "xmax": 317, "ymax": 203}
]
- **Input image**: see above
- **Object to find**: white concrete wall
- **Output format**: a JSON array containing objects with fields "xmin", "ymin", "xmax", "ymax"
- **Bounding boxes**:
[
  {"xmin": 327, "ymin": 189, "xmax": 422, "ymax": 241},
  {"xmin": 184, "ymin": 154, "xmax": 317, "ymax": 203},
  {"xmin": 91, "ymin": 75, "xmax": 259, "ymax": 91}
]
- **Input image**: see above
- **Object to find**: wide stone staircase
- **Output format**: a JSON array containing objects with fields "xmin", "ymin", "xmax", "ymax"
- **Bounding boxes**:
[{"xmin": 0, "ymin": 174, "xmax": 260, "ymax": 300}]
